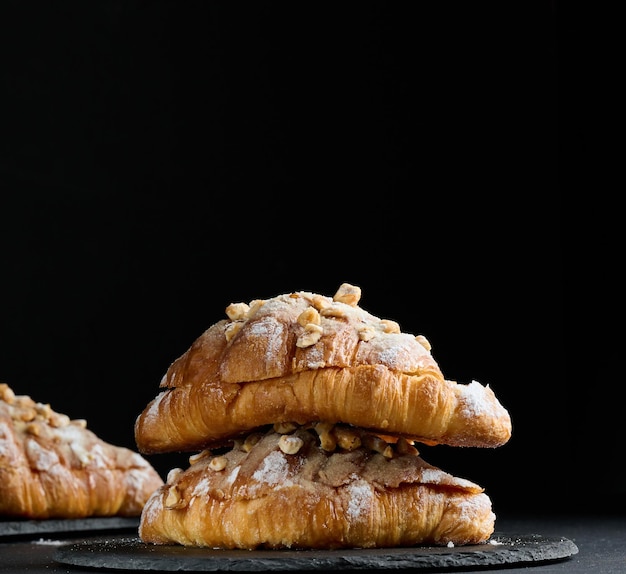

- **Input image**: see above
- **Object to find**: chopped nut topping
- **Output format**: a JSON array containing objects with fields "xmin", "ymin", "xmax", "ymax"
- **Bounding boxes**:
[
  {"xmin": 396, "ymin": 437, "xmax": 419, "ymax": 456},
  {"xmin": 334, "ymin": 426, "xmax": 362, "ymax": 451},
  {"xmin": 333, "ymin": 283, "xmax": 362, "ymax": 306},
  {"xmin": 224, "ymin": 321, "xmax": 244, "ymax": 342},
  {"xmin": 297, "ymin": 307, "xmax": 321, "ymax": 327},
  {"xmin": 247, "ymin": 299, "xmax": 266, "ymax": 318},
  {"xmin": 415, "ymin": 334, "xmax": 432, "ymax": 351},
  {"xmin": 225, "ymin": 302, "xmax": 249, "ymax": 321},
  {"xmin": 209, "ymin": 456, "xmax": 228, "ymax": 471},
  {"xmin": 242, "ymin": 432, "xmax": 263, "ymax": 452},
  {"xmin": 314, "ymin": 421, "xmax": 337, "ymax": 451},
  {"xmin": 15, "ymin": 396, "xmax": 33, "ymax": 408},
  {"xmin": 380, "ymin": 319, "xmax": 401, "ymax": 334},
  {"xmin": 189, "ymin": 449, "xmax": 212, "ymax": 465},
  {"xmin": 362, "ymin": 434, "xmax": 394, "ymax": 458},
  {"xmin": 320, "ymin": 305, "xmax": 347, "ymax": 318},
  {"xmin": 274, "ymin": 421, "xmax": 298, "ymax": 434},
  {"xmin": 358, "ymin": 325, "xmax": 376, "ymax": 342},
  {"xmin": 166, "ymin": 468, "xmax": 184, "ymax": 484},
  {"xmin": 296, "ymin": 324, "xmax": 323, "ymax": 348},
  {"xmin": 0, "ymin": 383, "xmax": 16, "ymax": 403},
  {"xmin": 35, "ymin": 402, "xmax": 52, "ymax": 418},
  {"xmin": 164, "ymin": 485, "xmax": 186, "ymax": 509},
  {"xmin": 49, "ymin": 413, "xmax": 70, "ymax": 428},
  {"xmin": 311, "ymin": 295, "xmax": 331, "ymax": 311},
  {"xmin": 278, "ymin": 434, "xmax": 304, "ymax": 454},
  {"xmin": 217, "ymin": 422, "xmax": 422, "ymax": 466},
  {"xmin": 18, "ymin": 407, "xmax": 36, "ymax": 422}
]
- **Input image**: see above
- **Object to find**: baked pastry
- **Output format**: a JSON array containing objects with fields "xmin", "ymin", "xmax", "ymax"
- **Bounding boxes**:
[
  {"xmin": 135, "ymin": 283, "xmax": 511, "ymax": 549},
  {"xmin": 139, "ymin": 423, "xmax": 496, "ymax": 549},
  {"xmin": 0, "ymin": 383, "xmax": 164, "ymax": 519},
  {"xmin": 135, "ymin": 283, "xmax": 511, "ymax": 454}
]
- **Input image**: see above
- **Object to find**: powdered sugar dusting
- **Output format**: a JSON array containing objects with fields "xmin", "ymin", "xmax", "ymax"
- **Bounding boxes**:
[
  {"xmin": 0, "ymin": 421, "xmax": 14, "ymax": 458},
  {"xmin": 420, "ymin": 467, "xmax": 449, "ymax": 484},
  {"xmin": 248, "ymin": 317, "xmax": 286, "ymax": 366},
  {"xmin": 191, "ymin": 476, "xmax": 211, "ymax": 498},
  {"xmin": 303, "ymin": 344, "xmax": 325, "ymax": 369},
  {"xmin": 25, "ymin": 438, "xmax": 59, "ymax": 471},
  {"xmin": 140, "ymin": 489, "xmax": 164, "ymax": 529},
  {"xmin": 252, "ymin": 450, "xmax": 289, "ymax": 487},
  {"xmin": 455, "ymin": 493, "xmax": 493, "ymax": 526},
  {"xmin": 143, "ymin": 391, "xmax": 167, "ymax": 427},
  {"xmin": 33, "ymin": 538, "xmax": 65, "ymax": 546},
  {"xmin": 346, "ymin": 478, "xmax": 374, "ymax": 520},
  {"xmin": 225, "ymin": 464, "xmax": 240, "ymax": 487},
  {"xmin": 420, "ymin": 468, "xmax": 479, "ymax": 490},
  {"xmin": 458, "ymin": 380, "xmax": 501, "ymax": 418}
]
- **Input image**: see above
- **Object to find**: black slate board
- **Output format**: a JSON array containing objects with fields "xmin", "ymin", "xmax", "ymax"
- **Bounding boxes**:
[
  {"xmin": 0, "ymin": 517, "xmax": 139, "ymax": 539},
  {"xmin": 53, "ymin": 533, "xmax": 579, "ymax": 571}
]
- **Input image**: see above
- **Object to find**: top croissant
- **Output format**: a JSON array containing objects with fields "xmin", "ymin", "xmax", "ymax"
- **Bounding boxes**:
[{"xmin": 135, "ymin": 283, "xmax": 511, "ymax": 454}]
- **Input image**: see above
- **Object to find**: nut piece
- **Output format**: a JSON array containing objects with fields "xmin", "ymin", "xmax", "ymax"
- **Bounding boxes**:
[
  {"xmin": 320, "ymin": 305, "xmax": 347, "ymax": 318},
  {"xmin": 189, "ymin": 449, "xmax": 212, "ymax": 465},
  {"xmin": 333, "ymin": 283, "xmax": 362, "ymax": 306},
  {"xmin": 358, "ymin": 325, "xmax": 376, "ymax": 342},
  {"xmin": 225, "ymin": 302, "xmax": 249, "ymax": 321},
  {"xmin": 415, "ymin": 334, "xmax": 432, "ymax": 351},
  {"xmin": 396, "ymin": 437, "xmax": 419, "ymax": 456},
  {"xmin": 274, "ymin": 421, "xmax": 298, "ymax": 434},
  {"xmin": 0, "ymin": 384, "xmax": 16, "ymax": 403},
  {"xmin": 35, "ymin": 402, "xmax": 52, "ymax": 419},
  {"xmin": 311, "ymin": 295, "xmax": 331, "ymax": 311},
  {"xmin": 209, "ymin": 456, "xmax": 228, "ymax": 471},
  {"xmin": 242, "ymin": 433, "xmax": 263, "ymax": 452},
  {"xmin": 380, "ymin": 319, "xmax": 401, "ymax": 334},
  {"xmin": 224, "ymin": 321, "xmax": 244, "ymax": 342},
  {"xmin": 334, "ymin": 426, "xmax": 362, "ymax": 451},
  {"xmin": 166, "ymin": 468, "xmax": 184, "ymax": 484},
  {"xmin": 49, "ymin": 412, "xmax": 70, "ymax": 428},
  {"xmin": 363, "ymin": 434, "xmax": 394, "ymax": 458},
  {"xmin": 296, "ymin": 324, "xmax": 323, "ymax": 348},
  {"xmin": 17, "ymin": 407, "xmax": 36, "ymax": 422},
  {"xmin": 297, "ymin": 307, "xmax": 321, "ymax": 327},
  {"xmin": 164, "ymin": 485, "xmax": 186, "ymax": 509},
  {"xmin": 247, "ymin": 299, "xmax": 266, "ymax": 318},
  {"xmin": 278, "ymin": 434, "xmax": 304, "ymax": 454},
  {"xmin": 314, "ymin": 421, "xmax": 337, "ymax": 451}
]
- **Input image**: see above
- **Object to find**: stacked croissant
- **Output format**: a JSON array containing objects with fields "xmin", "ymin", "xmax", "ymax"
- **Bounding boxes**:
[{"xmin": 134, "ymin": 283, "xmax": 512, "ymax": 550}]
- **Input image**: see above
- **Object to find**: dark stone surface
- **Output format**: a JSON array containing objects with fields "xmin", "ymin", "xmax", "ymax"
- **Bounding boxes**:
[
  {"xmin": 53, "ymin": 533, "xmax": 578, "ymax": 571},
  {"xmin": 0, "ymin": 517, "xmax": 139, "ymax": 539}
]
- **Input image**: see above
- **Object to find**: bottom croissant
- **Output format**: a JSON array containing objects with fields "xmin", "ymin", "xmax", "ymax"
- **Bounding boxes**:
[{"xmin": 139, "ymin": 425, "xmax": 496, "ymax": 549}]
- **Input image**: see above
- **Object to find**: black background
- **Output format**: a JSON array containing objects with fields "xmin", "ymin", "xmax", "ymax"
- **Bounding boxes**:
[{"xmin": 0, "ymin": 2, "xmax": 594, "ymax": 518}]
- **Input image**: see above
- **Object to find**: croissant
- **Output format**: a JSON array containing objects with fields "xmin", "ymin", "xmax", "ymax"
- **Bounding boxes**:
[
  {"xmin": 135, "ymin": 283, "xmax": 511, "ymax": 454},
  {"xmin": 0, "ymin": 383, "xmax": 164, "ymax": 519},
  {"xmin": 139, "ymin": 424, "xmax": 496, "ymax": 549}
]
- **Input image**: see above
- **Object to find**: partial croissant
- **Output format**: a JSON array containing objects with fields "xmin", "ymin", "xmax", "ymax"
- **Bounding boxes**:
[
  {"xmin": 135, "ymin": 283, "xmax": 511, "ymax": 454},
  {"xmin": 0, "ymin": 383, "xmax": 164, "ymax": 519}
]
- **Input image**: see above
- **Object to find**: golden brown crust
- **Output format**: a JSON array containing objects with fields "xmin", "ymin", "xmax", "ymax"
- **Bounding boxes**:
[
  {"xmin": 135, "ymin": 284, "xmax": 511, "ymax": 454},
  {"xmin": 139, "ymin": 426, "xmax": 495, "ymax": 549},
  {"xmin": 0, "ymin": 383, "xmax": 164, "ymax": 519}
]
